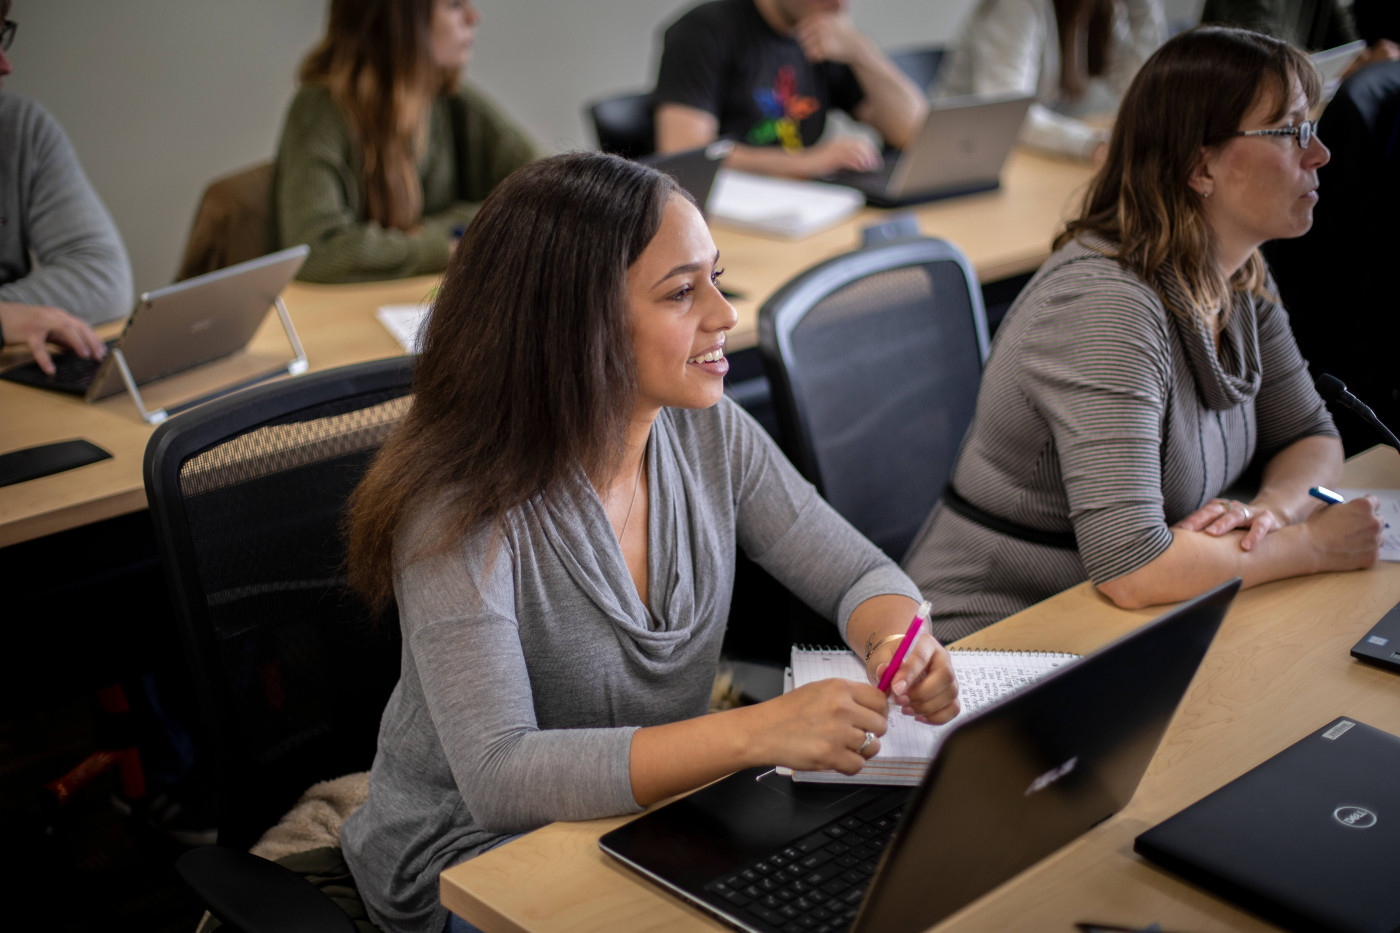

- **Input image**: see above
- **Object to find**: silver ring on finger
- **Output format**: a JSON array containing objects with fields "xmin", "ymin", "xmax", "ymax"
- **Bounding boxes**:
[
  {"xmin": 1233, "ymin": 501, "xmax": 1251, "ymax": 520},
  {"xmin": 857, "ymin": 730, "xmax": 875, "ymax": 754}
]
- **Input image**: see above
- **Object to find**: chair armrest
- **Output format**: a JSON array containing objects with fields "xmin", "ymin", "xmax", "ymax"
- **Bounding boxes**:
[{"xmin": 176, "ymin": 847, "xmax": 357, "ymax": 933}]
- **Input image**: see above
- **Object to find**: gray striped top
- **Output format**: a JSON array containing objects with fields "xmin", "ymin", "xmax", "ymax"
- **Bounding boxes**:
[{"xmin": 902, "ymin": 236, "xmax": 1336, "ymax": 641}]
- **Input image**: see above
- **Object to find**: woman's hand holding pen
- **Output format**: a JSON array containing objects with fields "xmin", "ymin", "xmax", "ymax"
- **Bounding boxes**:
[
  {"xmin": 866, "ymin": 634, "xmax": 960, "ymax": 725},
  {"xmin": 743, "ymin": 680, "xmax": 890, "ymax": 775},
  {"xmin": 1300, "ymin": 495, "xmax": 1384, "ymax": 571}
]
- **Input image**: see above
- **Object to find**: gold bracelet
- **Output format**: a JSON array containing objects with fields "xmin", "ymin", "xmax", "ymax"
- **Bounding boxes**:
[{"xmin": 863, "ymin": 633, "xmax": 907, "ymax": 665}]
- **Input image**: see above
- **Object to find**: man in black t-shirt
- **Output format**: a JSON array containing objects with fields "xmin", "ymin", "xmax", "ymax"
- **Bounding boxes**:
[{"xmin": 654, "ymin": 0, "xmax": 926, "ymax": 178}]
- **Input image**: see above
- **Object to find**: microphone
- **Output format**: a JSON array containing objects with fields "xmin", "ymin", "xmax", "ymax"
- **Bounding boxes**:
[{"xmin": 1316, "ymin": 373, "xmax": 1400, "ymax": 453}]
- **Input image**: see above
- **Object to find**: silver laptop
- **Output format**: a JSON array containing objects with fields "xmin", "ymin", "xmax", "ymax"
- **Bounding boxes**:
[
  {"xmin": 832, "ymin": 92, "xmax": 1034, "ymax": 208},
  {"xmin": 601, "ymin": 579, "xmax": 1238, "ymax": 933},
  {"xmin": 1, "ymin": 246, "xmax": 309, "ymax": 420}
]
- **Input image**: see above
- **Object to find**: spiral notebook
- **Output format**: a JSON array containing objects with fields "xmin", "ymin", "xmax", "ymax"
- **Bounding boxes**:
[{"xmin": 784, "ymin": 645, "xmax": 1080, "ymax": 785}]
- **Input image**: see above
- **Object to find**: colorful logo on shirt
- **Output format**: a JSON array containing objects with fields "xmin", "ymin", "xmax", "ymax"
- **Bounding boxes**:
[{"xmin": 747, "ymin": 65, "xmax": 818, "ymax": 151}]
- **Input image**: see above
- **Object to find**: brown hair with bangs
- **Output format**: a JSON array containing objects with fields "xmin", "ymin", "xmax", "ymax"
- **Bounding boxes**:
[
  {"xmin": 299, "ymin": 0, "xmax": 456, "ymax": 233},
  {"xmin": 1057, "ymin": 26, "xmax": 1320, "ymax": 324},
  {"xmin": 346, "ymin": 152, "xmax": 684, "ymax": 612}
]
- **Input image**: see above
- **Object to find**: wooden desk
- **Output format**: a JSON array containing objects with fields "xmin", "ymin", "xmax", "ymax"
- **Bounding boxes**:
[
  {"xmin": 0, "ymin": 276, "xmax": 438, "ymax": 547},
  {"xmin": 441, "ymin": 447, "xmax": 1400, "ymax": 933},
  {"xmin": 0, "ymin": 148, "xmax": 1090, "ymax": 547}
]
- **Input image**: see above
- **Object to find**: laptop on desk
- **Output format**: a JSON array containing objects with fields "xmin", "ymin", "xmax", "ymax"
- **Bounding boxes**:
[
  {"xmin": 1136, "ymin": 716, "xmax": 1400, "ymax": 933},
  {"xmin": 0, "ymin": 246, "xmax": 309, "ymax": 421},
  {"xmin": 600, "ymin": 579, "xmax": 1240, "ymax": 933},
  {"xmin": 1351, "ymin": 597, "xmax": 1400, "ymax": 673},
  {"xmin": 642, "ymin": 141, "xmax": 732, "ymax": 216},
  {"xmin": 830, "ymin": 92, "xmax": 1034, "ymax": 209}
]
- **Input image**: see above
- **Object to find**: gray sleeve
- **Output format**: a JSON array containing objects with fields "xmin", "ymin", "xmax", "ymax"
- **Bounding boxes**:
[
  {"xmin": 1014, "ymin": 263, "xmax": 1177, "ymax": 583},
  {"xmin": 719, "ymin": 400, "xmax": 921, "ymax": 642},
  {"xmin": 1251, "ymin": 289, "xmax": 1338, "ymax": 459},
  {"xmin": 0, "ymin": 100, "xmax": 131, "ymax": 323},
  {"xmin": 396, "ymin": 525, "xmax": 642, "ymax": 833}
]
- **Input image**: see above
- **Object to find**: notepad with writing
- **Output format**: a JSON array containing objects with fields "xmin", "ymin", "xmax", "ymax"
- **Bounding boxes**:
[{"xmin": 785, "ymin": 645, "xmax": 1080, "ymax": 785}]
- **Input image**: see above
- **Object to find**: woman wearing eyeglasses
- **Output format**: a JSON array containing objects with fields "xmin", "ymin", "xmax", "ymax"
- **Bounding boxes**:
[
  {"xmin": 274, "ymin": 0, "xmax": 538, "ymax": 283},
  {"xmin": 902, "ymin": 25, "xmax": 1385, "ymax": 641}
]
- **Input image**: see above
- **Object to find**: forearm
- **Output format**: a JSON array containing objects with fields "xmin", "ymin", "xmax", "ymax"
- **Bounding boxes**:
[
  {"xmin": 1251, "ymin": 434, "xmax": 1342, "ymax": 525},
  {"xmin": 1097, "ymin": 524, "xmax": 1323, "ymax": 609},
  {"xmin": 629, "ymin": 708, "xmax": 764, "ymax": 806},
  {"xmin": 844, "ymin": 37, "xmax": 927, "ymax": 148},
  {"xmin": 844, "ymin": 593, "xmax": 923, "ymax": 674}
]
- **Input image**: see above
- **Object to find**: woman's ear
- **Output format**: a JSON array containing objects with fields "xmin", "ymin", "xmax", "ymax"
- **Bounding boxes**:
[{"xmin": 1188, "ymin": 145, "xmax": 1215, "ymax": 200}]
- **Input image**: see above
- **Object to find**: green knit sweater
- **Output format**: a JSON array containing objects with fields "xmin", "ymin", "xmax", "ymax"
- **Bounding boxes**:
[{"xmin": 273, "ymin": 82, "xmax": 539, "ymax": 283}]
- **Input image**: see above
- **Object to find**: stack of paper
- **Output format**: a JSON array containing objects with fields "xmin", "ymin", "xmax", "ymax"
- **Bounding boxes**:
[
  {"xmin": 706, "ymin": 169, "xmax": 865, "ymax": 239},
  {"xmin": 376, "ymin": 304, "xmax": 431, "ymax": 354},
  {"xmin": 784, "ymin": 646, "xmax": 1079, "ymax": 785}
]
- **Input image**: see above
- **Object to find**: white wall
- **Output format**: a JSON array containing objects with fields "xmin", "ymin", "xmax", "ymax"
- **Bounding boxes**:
[{"xmin": 9, "ymin": 0, "xmax": 1201, "ymax": 295}]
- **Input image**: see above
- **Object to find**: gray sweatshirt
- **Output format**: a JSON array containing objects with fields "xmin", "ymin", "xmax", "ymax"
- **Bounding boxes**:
[
  {"xmin": 0, "ymin": 92, "xmax": 131, "ymax": 337},
  {"xmin": 341, "ymin": 396, "xmax": 920, "ymax": 933}
]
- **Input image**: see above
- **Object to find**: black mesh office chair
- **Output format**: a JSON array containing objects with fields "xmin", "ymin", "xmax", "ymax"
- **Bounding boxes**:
[
  {"xmin": 144, "ymin": 357, "xmax": 414, "ymax": 932},
  {"xmin": 758, "ymin": 237, "xmax": 989, "ymax": 562},
  {"xmin": 889, "ymin": 45, "xmax": 947, "ymax": 96},
  {"xmin": 587, "ymin": 91, "xmax": 657, "ymax": 159}
]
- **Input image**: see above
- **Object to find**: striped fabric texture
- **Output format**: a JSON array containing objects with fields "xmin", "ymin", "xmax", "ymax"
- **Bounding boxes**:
[{"xmin": 903, "ymin": 236, "xmax": 1336, "ymax": 642}]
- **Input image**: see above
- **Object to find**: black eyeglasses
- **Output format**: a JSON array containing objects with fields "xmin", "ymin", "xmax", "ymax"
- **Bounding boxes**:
[
  {"xmin": 1232, "ymin": 119, "xmax": 1314, "ymax": 150},
  {"xmin": 1, "ymin": 20, "xmax": 16, "ymax": 52}
]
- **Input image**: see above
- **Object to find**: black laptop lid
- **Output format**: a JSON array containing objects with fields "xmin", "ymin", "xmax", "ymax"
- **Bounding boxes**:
[
  {"xmin": 854, "ymin": 578, "xmax": 1237, "ymax": 933},
  {"xmin": 601, "ymin": 579, "xmax": 1238, "ymax": 933},
  {"xmin": 1352, "ymin": 598, "xmax": 1400, "ymax": 673},
  {"xmin": 1136, "ymin": 717, "xmax": 1400, "ymax": 933}
]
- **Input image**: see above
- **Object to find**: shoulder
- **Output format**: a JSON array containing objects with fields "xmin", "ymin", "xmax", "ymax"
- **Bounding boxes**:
[
  {"xmin": 0, "ymin": 92, "xmax": 67, "ymax": 148},
  {"xmin": 282, "ymin": 84, "xmax": 349, "ymax": 137},
  {"xmin": 666, "ymin": 0, "xmax": 747, "ymax": 39},
  {"xmin": 1022, "ymin": 239, "xmax": 1165, "ymax": 325}
]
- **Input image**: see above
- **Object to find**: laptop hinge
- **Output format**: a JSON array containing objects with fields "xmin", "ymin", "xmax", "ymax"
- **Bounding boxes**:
[{"xmin": 117, "ymin": 294, "xmax": 310, "ymax": 425}]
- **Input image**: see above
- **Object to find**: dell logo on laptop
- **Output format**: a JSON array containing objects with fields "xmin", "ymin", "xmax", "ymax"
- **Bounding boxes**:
[
  {"xmin": 1333, "ymin": 806, "xmax": 1377, "ymax": 829},
  {"xmin": 1024, "ymin": 756, "xmax": 1078, "ymax": 796}
]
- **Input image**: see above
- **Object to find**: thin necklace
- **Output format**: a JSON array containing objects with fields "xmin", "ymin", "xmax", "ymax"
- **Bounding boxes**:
[{"xmin": 617, "ymin": 452, "xmax": 645, "ymax": 541}]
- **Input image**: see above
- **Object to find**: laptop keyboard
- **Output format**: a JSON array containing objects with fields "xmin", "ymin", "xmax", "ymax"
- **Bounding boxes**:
[
  {"xmin": 702, "ymin": 795, "xmax": 906, "ymax": 933},
  {"xmin": 43, "ymin": 349, "xmax": 106, "ymax": 390}
]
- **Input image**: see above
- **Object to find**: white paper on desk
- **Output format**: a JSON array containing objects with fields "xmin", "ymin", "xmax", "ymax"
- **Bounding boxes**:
[
  {"xmin": 376, "ymin": 304, "xmax": 431, "ymax": 354},
  {"xmin": 1336, "ymin": 488, "xmax": 1400, "ymax": 561},
  {"xmin": 706, "ymin": 169, "xmax": 864, "ymax": 239}
]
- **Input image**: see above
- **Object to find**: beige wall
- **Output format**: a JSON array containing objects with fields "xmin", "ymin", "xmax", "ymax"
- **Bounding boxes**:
[{"xmin": 8, "ymin": 0, "xmax": 1202, "ymax": 295}]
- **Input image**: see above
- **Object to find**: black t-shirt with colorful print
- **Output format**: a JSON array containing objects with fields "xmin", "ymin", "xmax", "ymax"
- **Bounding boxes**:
[{"xmin": 655, "ymin": 0, "xmax": 866, "ymax": 150}]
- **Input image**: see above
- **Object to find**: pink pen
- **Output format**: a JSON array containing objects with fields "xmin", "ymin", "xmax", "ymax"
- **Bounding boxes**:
[{"xmin": 876, "ymin": 600, "xmax": 932, "ymax": 694}]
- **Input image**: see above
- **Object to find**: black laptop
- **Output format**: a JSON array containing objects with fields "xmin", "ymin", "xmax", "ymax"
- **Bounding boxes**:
[
  {"xmin": 641, "ymin": 141, "xmax": 731, "ymax": 216},
  {"xmin": 600, "ymin": 579, "xmax": 1240, "ymax": 933},
  {"xmin": 1136, "ymin": 716, "xmax": 1400, "ymax": 933},
  {"xmin": 1351, "ymin": 598, "xmax": 1400, "ymax": 673}
]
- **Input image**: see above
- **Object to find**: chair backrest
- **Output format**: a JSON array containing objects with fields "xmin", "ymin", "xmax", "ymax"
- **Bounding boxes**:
[
  {"xmin": 758, "ymin": 238, "xmax": 989, "ymax": 561},
  {"xmin": 889, "ymin": 45, "xmax": 947, "ymax": 96},
  {"xmin": 144, "ymin": 357, "xmax": 414, "ymax": 849},
  {"xmin": 175, "ymin": 161, "xmax": 276, "ymax": 283},
  {"xmin": 588, "ymin": 91, "xmax": 657, "ymax": 160}
]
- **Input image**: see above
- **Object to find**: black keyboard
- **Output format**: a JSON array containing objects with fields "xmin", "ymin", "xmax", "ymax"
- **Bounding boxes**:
[
  {"xmin": 702, "ymin": 796, "xmax": 906, "ymax": 933},
  {"xmin": 0, "ymin": 339, "xmax": 114, "ymax": 394}
]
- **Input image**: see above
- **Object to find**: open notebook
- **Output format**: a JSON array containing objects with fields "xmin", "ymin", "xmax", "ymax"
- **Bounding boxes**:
[{"xmin": 784, "ymin": 645, "xmax": 1079, "ymax": 785}]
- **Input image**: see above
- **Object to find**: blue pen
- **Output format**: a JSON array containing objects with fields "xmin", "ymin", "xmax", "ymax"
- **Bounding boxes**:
[{"xmin": 1309, "ymin": 486, "xmax": 1344, "ymax": 505}]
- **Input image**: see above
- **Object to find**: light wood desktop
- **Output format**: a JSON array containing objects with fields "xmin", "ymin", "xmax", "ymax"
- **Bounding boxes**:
[
  {"xmin": 440, "ymin": 446, "xmax": 1400, "ymax": 933},
  {"xmin": 0, "ymin": 148, "xmax": 1092, "ymax": 548}
]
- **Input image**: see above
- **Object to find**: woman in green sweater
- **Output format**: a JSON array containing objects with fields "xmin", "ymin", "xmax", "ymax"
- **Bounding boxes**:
[{"xmin": 275, "ymin": 0, "xmax": 539, "ymax": 283}]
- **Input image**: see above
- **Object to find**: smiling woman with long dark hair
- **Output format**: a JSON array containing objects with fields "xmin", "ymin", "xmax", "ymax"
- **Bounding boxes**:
[{"xmin": 340, "ymin": 152, "xmax": 961, "ymax": 933}]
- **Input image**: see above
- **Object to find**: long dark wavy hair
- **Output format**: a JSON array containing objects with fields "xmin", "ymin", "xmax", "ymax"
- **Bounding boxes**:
[
  {"xmin": 1057, "ymin": 26, "xmax": 1320, "ymax": 324},
  {"xmin": 347, "ymin": 152, "xmax": 683, "ymax": 612}
]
